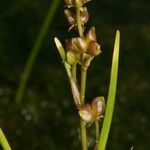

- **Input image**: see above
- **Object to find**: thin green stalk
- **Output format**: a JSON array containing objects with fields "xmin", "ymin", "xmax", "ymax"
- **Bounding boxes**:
[
  {"xmin": 98, "ymin": 30, "xmax": 120, "ymax": 150},
  {"xmin": 0, "ymin": 128, "xmax": 11, "ymax": 150},
  {"xmin": 76, "ymin": 7, "xmax": 84, "ymax": 38},
  {"xmin": 15, "ymin": 0, "xmax": 61, "ymax": 103},
  {"xmin": 95, "ymin": 120, "xmax": 99, "ymax": 143},
  {"xmin": 76, "ymin": 1, "xmax": 87, "ymax": 149},
  {"xmin": 80, "ymin": 68, "xmax": 88, "ymax": 150},
  {"xmin": 80, "ymin": 68, "xmax": 87, "ymax": 104},
  {"xmin": 72, "ymin": 63, "xmax": 77, "ymax": 82},
  {"xmin": 80, "ymin": 120, "xmax": 88, "ymax": 150}
]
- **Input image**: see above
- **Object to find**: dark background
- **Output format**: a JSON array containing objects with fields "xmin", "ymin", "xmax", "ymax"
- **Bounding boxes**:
[{"xmin": 0, "ymin": 0, "xmax": 149, "ymax": 149}]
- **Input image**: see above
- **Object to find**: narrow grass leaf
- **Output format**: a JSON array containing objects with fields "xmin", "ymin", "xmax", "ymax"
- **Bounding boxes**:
[
  {"xmin": 98, "ymin": 30, "xmax": 120, "ymax": 150},
  {"xmin": 15, "ymin": 0, "xmax": 61, "ymax": 103},
  {"xmin": 54, "ymin": 37, "xmax": 66, "ymax": 61},
  {"xmin": 0, "ymin": 128, "xmax": 11, "ymax": 150}
]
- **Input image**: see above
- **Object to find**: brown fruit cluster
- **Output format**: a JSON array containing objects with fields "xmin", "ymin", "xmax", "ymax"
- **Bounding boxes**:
[
  {"xmin": 64, "ymin": 0, "xmax": 90, "ymax": 30},
  {"xmin": 78, "ymin": 97, "xmax": 105, "ymax": 123},
  {"xmin": 64, "ymin": 0, "xmax": 101, "ymax": 67},
  {"xmin": 66, "ymin": 27, "xmax": 101, "ymax": 65},
  {"xmin": 53, "ymin": 0, "xmax": 104, "ymax": 124},
  {"xmin": 66, "ymin": 27, "xmax": 101, "ymax": 55},
  {"xmin": 64, "ymin": 7, "xmax": 89, "ymax": 30}
]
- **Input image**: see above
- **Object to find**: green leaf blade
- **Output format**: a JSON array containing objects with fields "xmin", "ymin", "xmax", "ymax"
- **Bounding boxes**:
[
  {"xmin": 54, "ymin": 37, "xmax": 66, "ymax": 61},
  {"xmin": 98, "ymin": 30, "xmax": 120, "ymax": 150},
  {"xmin": 15, "ymin": 0, "xmax": 62, "ymax": 103},
  {"xmin": 0, "ymin": 128, "xmax": 11, "ymax": 150}
]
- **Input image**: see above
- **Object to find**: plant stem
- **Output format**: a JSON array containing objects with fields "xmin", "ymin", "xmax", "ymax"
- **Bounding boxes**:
[
  {"xmin": 76, "ymin": 8, "xmax": 84, "ymax": 38},
  {"xmin": 0, "ymin": 128, "xmax": 11, "ymax": 150},
  {"xmin": 15, "ymin": 0, "xmax": 61, "ymax": 103},
  {"xmin": 72, "ymin": 63, "xmax": 77, "ymax": 82},
  {"xmin": 80, "ymin": 120, "xmax": 88, "ymax": 150},
  {"xmin": 80, "ymin": 68, "xmax": 87, "ymax": 104},
  {"xmin": 95, "ymin": 120, "xmax": 99, "ymax": 143},
  {"xmin": 76, "ymin": 2, "xmax": 87, "ymax": 149},
  {"xmin": 80, "ymin": 68, "xmax": 88, "ymax": 150}
]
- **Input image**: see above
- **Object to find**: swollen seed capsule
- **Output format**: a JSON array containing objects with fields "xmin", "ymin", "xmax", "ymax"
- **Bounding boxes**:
[
  {"xmin": 78, "ymin": 110, "xmax": 93, "ymax": 122},
  {"xmin": 86, "ymin": 41, "xmax": 101, "ymax": 56},
  {"xmin": 67, "ymin": 50, "xmax": 78, "ymax": 65},
  {"xmin": 80, "ymin": 7, "xmax": 89, "ymax": 26},
  {"xmin": 72, "ymin": 37, "xmax": 87, "ymax": 53},
  {"xmin": 64, "ymin": 9, "xmax": 75, "ymax": 26},
  {"xmin": 85, "ymin": 26, "xmax": 97, "ymax": 43},
  {"xmin": 91, "ymin": 96, "xmax": 105, "ymax": 115}
]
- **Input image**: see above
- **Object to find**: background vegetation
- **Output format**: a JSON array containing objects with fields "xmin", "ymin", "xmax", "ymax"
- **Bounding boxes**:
[{"xmin": 0, "ymin": 0, "xmax": 149, "ymax": 149}]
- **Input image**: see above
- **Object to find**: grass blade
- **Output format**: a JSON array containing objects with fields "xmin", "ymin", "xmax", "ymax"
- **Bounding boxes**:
[
  {"xmin": 0, "ymin": 128, "xmax": 11, "ymax": 150},
  {"xmin": 15, "ymin": 0, "xmax": 61, "ymax": 103},
  {"xmin": 98, "ymin": 30, "xmax": 120, "ymax": 150}
]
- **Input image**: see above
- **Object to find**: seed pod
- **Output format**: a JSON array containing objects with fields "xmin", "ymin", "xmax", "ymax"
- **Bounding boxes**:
[
  {"xmin": 64, "ymin": 9, "xmax": 75, "ymax": 26},
  {"xmin": 79, "ymin": 96, "xmax": 105, "ymax": 123},
  {"xmin": 66, "ymin": 39, "xmax": 73, "ymax": 51},
  {"xmin": 86, "ymin": 41, "xmax": 101, "ymax": 56},
  {"xmin": 67, "ymin": 50, "xmax": 80, "ymax": 65},
  {"xmin": 85, "ymin": 26, "xmax": 97, "ymax": 43},
  {"xmin": 91, "ymin": 96, "xmax": 105, "ymax": 115},
  {"xmin": 65, "ymin": 7, "xmax": 89, "ymax": 30},
  {"xmin": 78, "ymin": 104, "xmax": 93, "ymax": 122},
  {"xmin": 79, "ymin": 109, "xmax": 93, "ymax": 122},
  {"xmin": 71, "ymin": 37, "xmax": 87, "ymax": 53},
  {"xmin": 80, "ymin": 7, "xmax": 89, "ymax": 25},
  {"xmin": 66, "ymin": 38, "xmax": 87, "ymax": 53}
]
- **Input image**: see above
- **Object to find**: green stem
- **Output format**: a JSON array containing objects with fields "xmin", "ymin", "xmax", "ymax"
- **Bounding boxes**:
[
  {"xmin": 15, "ymin": 0, "xmax": 61, "ymax": 103},
  {"xmin": 0, "ymin": 128, "xmax": 11, "ymax": 150},
  {"xmin": 76, "ymin": 1, "xmax": 87, "ymax": 149},
  {"xmin": 80, "ymin": 68, "xmax": 88, "ymax": 150},
  {"xmin": 80, "ymin": 68, "xmax": 87, "ymax": 104},
  {"xmin": 72, "ymin": 63, "xmax": 77, "ymax": 82},
  {"xmin": 80, "ymin": 120, "xmax": 88, "ymax": 150},
  {"xmin": 76, "ymin": 8, "xmax": 84, "ymax": 38},
  {"xmin": 95, "ymin": 120, "xmax": 99, "ymax": 143}
]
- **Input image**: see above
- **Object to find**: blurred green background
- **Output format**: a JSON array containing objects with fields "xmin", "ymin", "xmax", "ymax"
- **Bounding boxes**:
[{"xmin": 0, "ymin": 0, "xmax": 149, "ymax": 149}]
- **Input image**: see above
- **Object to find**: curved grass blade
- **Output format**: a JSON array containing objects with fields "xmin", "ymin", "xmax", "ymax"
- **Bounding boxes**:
[
  {"xmin": 98, "ymin": 30, "xmax": 120, "ymax": 150},
  {"xmin": 0, "ymin": 128, "xmax": 11, "ymax": 150},
  {"xmin": 15, "ymin": 0, "xmax": 61, "ymax": 103}
]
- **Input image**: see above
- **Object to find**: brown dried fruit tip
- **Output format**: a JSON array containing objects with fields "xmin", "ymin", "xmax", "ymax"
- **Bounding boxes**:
[
  {"xmin": 64, "ymin": 7, "xmax": 89, "ymax": 30},
  {"xmin": 78, "ymin": 96, "xmax": 105, "ymax": 123},
  {"xmin": 85, "ymin": 27, "xmax": 101, "ymax": 56},
  {"xmin": 91, "ymin": 96, "xmax": 105, "ymax": 115},
  {"xmin": 65, "ymin": 0, "xmax": 90, "ymax": 8},
  {"xmin": 66, "ymin": 27, "xmax": 101, "ymax": 56},
  {"xmin": 66, "ymin": 38, "xmax": 87, "ymax": 53},
  {"xmin": 87, "ymin": 41, "xmax": 101, "ymax": 56},
  {"xmin": 85, "ymin": 26, "xmax": 97, "ymax": 42},
  {"xmin": 80, "ymin": 7, "xmax": 89, "ymax": 25}
]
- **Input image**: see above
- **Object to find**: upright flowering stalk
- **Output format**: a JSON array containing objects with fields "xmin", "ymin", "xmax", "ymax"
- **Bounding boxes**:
[{"xmin": 54, "ymin": 0, "xmax": 105, "ymax": 149}]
